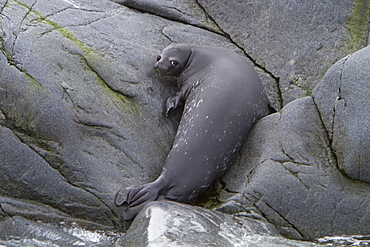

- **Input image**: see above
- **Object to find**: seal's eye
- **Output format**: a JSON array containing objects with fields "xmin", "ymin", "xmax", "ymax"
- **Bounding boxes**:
[
  {"xmin": 171, "ymin": 60, "xmax": 178, "ymax": 66},
  {"xmin": 156, "ymin": 55, "xmax": 161, "ymax": 62}
]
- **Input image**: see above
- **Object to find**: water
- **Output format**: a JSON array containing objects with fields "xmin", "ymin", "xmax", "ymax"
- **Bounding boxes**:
[
  {"xmin": 317, "ymin": 235, "xmax": 370, "ymax": 246},
  {"xmin": 0, "ymin": 222, "xmax": 369, "ymax": 247},
  {"xmin": 0, "ymin": 222, "xmax": 125, "ymax": 247}
]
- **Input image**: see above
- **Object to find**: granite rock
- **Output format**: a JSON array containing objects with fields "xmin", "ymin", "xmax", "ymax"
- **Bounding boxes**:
[
  {"xmin": 313, "ymin": 45, "xmax": 370, "ymax": 183},
  {"xmin": 0, "ymin": 0, "xmax": 369, "ymax": 245},
  {"xmin": 118, "ymin": 201, "xmax": 316, "ymax": 247}
]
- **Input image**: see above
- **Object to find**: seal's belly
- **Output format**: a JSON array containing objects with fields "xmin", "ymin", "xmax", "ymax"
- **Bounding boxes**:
[{"xmin": 162, "ymin": 79, "xmax": 266, "ymax": 201}]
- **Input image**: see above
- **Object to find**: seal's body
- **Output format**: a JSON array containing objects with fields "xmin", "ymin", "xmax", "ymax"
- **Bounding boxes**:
[{"xmin": 115, "ymin": 44, "xmax": 270, "ymax": 220}]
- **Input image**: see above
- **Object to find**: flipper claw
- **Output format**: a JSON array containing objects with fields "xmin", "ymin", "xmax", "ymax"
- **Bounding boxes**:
[
  {"xmin": 115, "ymin": 186, "xmax": 133, "ymax": 206},
  {"xmin": 115, "ymin": 181, "xmax": 164, "ymax": 220}
]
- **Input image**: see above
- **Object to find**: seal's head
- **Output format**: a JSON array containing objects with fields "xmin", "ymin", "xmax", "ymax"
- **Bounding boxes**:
[{"xmin": 154, "ymin": 44, "xmax": 192, "ymax": 76}]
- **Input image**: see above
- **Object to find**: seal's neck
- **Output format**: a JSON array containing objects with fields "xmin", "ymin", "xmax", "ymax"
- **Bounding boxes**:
[{"xmin": 177, "ymin": 48, "xmax": 208, "ymax": 98}]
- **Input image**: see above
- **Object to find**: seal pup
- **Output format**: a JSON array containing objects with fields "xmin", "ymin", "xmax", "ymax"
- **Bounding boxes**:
[{"xmin": 115, "ymin": 44, "xmax": 271, "ymax": 220}]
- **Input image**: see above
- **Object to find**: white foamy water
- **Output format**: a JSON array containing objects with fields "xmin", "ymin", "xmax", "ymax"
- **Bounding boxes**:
[
  {"xmin": 317, "ymin": 235, "xmax": 370, "ymax": 246},
  {"xmin": 1, "ymin": 221, "xmax": 370, "ymax": 246}
]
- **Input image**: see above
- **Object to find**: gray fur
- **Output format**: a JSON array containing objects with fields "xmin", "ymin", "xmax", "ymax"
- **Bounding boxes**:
[{"xmin": 115, "ymin": 44, "xmax": 270, "ymax": 220}]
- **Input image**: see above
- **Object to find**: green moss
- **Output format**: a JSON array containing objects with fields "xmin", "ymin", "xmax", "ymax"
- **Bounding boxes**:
[
  {"xmin": 93, "ymin": 71, "xmax": 142, "ymax": 115},
  {"xmin": 0, "ymin": 37, "xmax": 44, "ymax": 89},
  {"xmin": 22, "ymin": 70, "xmax": 44, "ymax": 89},
  {"xmin": 11, "ymin": 0, "xmax": 140, "ymax": 114},
  {"xmin": 346, "ymin": 0, "xmax": 370, "ymax": 53},
  {"xmin": 303, "ymin": 86, "xmax": 313, "ymax": 97}
]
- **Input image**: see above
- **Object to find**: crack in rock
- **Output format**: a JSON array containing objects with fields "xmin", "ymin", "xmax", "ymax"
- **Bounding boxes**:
[
  {"xmin": 160, "ymin": 26, "xmax": 173, "ymax": 42},
  {"xmin": 1, "ymin": 90, "xmax": 119, "ymax": 224},
  {"xmin": 0, "ymin": 0, "xmax": 8, "ymax": 14},
  {"xmin": 0, "ymin": 122, "xmax": 74, "ymax": 191},
  {"xmin": 73, "ymin": 119, "xmax": 114, "ymax": 130},
  {"xmin": 194, "ymin": 0, "xmax": 282, "ymax": 109},
  {"xmin": 219, "ymin": 178, "xmax": 238, "ymax": 194},
  {"xmin": 40, "ymin": 7, "xmax": 108, "ymax": 29},
  {"xmin": 276, "ymin": 146, "xmax": 313, "ymax": 167},
  {"xmin": 11, "ymin": 0, "xmax": 37, "ymax": 55},
  {"xmin": 0, "ymin": 203, "xmax": 11, "ymax": 217},
  {"xmin": 163, "ymin": 5, "xmax": 191, "ymax": 17},
  {"xmin": 72, "ymin": 120, "xmax": 144, "ymax": 172},
  {"xmin": 112, "ymin": 0, "xmax": 221, "ymax": 34},
  {"xmin": 1, "ymin": 126, "xmax": 104, "ymax": 212},
  {"xmin": 61, "ymin": 85, "xmax": 80, "ymax": 111},
  {"xmin": 265, "ymin": 202, "xmax": 304, "ymax": 239},
  {"xmin": 192, "ymin": 1, "xmax": 278, "ymax": 77},
  {"xmin": 312, "ymin": 54, "xmax": 358, "ymax": 181},
  {"xmin": 0, "ymin": 3, "xmax": 45, "ymax": 88},
  {"xmin": 333, "ymin": 55, "xmax": 351, "ymax": 130},
  {"xmin": 248, "ymin": 192, "xmax": 305, "ymax": 239},
  {"xmin": 1, "ymin": 50, "xmax": 44, "ymax": 88},
  {"xmin": 280, "ymin": 164, "xmax": 311, "ymax": 191},
  {"xmin": 311, "ymin": 98, "xmax": 338, "ymax": 162},
  {"xmin": 73, "ymin": 51, "xmax": 138, "ymax": 105}
]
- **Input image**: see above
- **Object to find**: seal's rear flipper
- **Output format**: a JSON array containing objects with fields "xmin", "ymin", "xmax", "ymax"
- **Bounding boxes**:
[
  {"xmin": 115, "ymin": 182, "xmax": 163, "ymax": 220},
  {"xmin": 122, "ymin": 201, "xmax": 155, "ymax": 220},
  {"xmin": 115, "ymin": 187, "xmax": 131, "ymax": 206},
  {"xmin": 115, "ymin": 185, "xmax": 145, "ymax": 206},
  {"xmin": 114, "ymin": 195, "xmax": 148, "ymax": 221}
]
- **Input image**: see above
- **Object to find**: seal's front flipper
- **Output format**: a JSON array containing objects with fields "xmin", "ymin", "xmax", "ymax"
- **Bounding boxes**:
[{"xmin": 165, "ymin": 91, "xmax": 183, "ymax": 116}]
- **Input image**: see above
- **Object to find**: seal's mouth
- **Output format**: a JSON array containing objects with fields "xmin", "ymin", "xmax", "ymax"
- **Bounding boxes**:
[
  {"xmin": 154, "ymin": 63, "xmax": 162, "ymax": 75},
  {"xmin": 154, "ymin": 65, "xmax": 171, "ymax": 76},
  {"xmin": 154, "ymin": 67, "xmax": 164, "ymax": 75}
]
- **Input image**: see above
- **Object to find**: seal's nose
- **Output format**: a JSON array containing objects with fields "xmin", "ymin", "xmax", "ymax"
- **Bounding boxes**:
[{"xmin": 154, "ymin": 63, "xmax": 161, "ymax": 74}]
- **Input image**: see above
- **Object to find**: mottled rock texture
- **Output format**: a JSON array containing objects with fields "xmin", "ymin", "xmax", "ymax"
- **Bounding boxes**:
[
  {"xmin": 119, "ymin": 201, "xmax": 316, "ymax": 247},
  {"xmin": 0, "ymin": 0, "xmax": 369, "ymax": 245}
]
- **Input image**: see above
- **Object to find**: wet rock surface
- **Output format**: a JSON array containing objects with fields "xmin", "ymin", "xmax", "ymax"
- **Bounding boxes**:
[
  {"xmin": 0, "ymin": 0, "xmax": 369, "ymax": 245},
  {"xmin": 0, "ymin": 216, "xmax": 124, "ymax": 246},
  {"xmin": 119, "ymin": 201, "xmax": 318, "ymax": 247}
]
